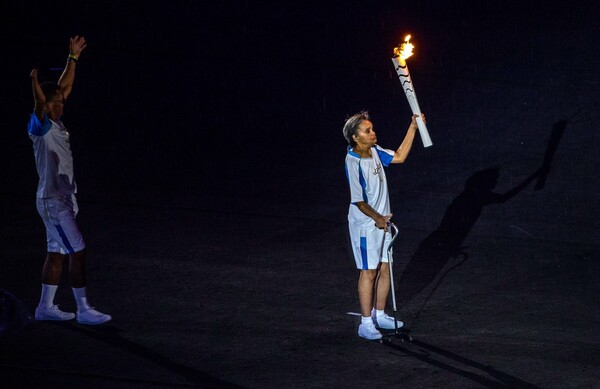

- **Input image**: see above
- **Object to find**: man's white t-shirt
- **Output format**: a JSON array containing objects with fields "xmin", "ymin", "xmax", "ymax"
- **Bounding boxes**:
[{"xmin": 28, "ymin": 113, "xmax": 77, "ymax": 198}]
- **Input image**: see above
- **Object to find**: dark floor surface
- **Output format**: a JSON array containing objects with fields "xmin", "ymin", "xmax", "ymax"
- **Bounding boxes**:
[{"xmin": 1, "ymin": 187, "xmax": 599, "ymax": 388}]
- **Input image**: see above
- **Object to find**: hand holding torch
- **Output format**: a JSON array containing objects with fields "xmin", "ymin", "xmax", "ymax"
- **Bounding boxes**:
[{"xmin": 392, "ymin": 35, "xmax": 432, "ymax": 148}]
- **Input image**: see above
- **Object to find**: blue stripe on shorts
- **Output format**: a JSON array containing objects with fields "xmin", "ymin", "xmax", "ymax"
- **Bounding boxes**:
[
  {"xmin": 360, "ymin": 236, "xmax": 368, "ymax": 270},
  {"xmin": 54, "ymin": 224, "xmax": 76, "ymax": 254}
]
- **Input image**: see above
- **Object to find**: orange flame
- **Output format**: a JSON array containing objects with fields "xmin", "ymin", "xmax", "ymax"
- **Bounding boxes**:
[{"xmin": 393, "ymin": 34, "xmax": 414, "ymax": 61}]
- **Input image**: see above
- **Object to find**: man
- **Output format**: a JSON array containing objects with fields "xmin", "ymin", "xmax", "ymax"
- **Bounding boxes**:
[
  {"xmin": 343, "ymin": 111, "xmax": 424, "ymax": 340},
  {"xmin": 28, "ymin": 36, "xmax": 111, "ymax": 325}
]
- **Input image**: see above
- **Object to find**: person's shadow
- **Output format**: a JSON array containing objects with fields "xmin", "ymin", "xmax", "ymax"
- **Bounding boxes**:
[{"xmin": 396, "ymin": 120, "xmax": 569, "ymax": 316}]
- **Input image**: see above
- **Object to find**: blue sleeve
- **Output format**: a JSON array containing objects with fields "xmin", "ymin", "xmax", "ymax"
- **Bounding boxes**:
[
  {"xmin": 27, "ymin": 113, "xmax": 52, "ymax": 136},
  {"xmin": 375, "ymin": 146, "xmax": 394, "ymax": 167}
]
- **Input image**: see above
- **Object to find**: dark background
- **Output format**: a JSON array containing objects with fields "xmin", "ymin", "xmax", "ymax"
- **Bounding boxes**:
[
  {"xmin": 2, "ymin": 0, "xmax": 595, "ymax": 214},
  {"xmin": 1, "ymin": 1, "xmax": 599, "ymax": 387}
]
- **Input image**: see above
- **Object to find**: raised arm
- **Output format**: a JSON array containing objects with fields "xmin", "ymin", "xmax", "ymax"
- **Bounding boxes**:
[
  {"xmin": 391, "ymin": 113, "xmax": 425, "ymax": 164},
  {"xmin": 58, "ymin": 36, "xmax": 87, "ymax": 100},
  {"xmin": 30, "ymin": 69, "xmax": 46, "ymax": 121}
]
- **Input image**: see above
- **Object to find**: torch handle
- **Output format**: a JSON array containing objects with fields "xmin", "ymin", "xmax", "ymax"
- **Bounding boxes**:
[{"xmin": 416, "ymin": 115, "xmax": 432, "ymax": 148}]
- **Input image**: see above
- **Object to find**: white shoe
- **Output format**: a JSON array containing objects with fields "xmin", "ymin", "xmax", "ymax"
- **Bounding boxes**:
[
  {"xmin": 358, "ymin": 322, "xmax": 382, "ymax": 340},
  {"xmin": 35, "ymin": 305, "xmax": 75, "ymax": 321},
  {"xmin": 76, "ymin": 308, "xmax": 112, "ymax": 325},
  {"xmin": 372, "ymin": 310, "xmax": 404, "ymax": 330}
]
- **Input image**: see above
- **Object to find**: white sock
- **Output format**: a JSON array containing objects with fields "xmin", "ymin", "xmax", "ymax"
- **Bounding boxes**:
[
  {"xmin": 39, "ymin": 284, "xmax": 58, "ymax": 308},
  {"xmin": 370, "ymin": 308, "xmax": 386, "ymax": 317},
  {"xmin": 72, "ymin": 287, "xmax": 91, "ymax": 311},
  {"xmin": 361, "ymin": 316, "xmax": 372, "ymax": 325}
]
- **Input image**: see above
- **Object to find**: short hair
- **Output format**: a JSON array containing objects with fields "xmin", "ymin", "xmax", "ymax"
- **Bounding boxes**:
[
  {"xmin": 40, "ymin": 82, "xmax": 61, "ymax": 101},
  {"xmin": 342, "ymin": 111, "xmax": 370, "ymax": 147}
]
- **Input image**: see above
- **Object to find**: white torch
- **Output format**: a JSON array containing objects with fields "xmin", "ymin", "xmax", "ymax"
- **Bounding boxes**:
[{"xmin": 392, "ymin": 35, "xmax": 432, "ymax": 148}]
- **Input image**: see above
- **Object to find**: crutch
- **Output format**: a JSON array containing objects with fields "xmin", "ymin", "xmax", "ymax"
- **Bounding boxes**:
[{"xmin": 384, "ymin": 223, "xmax": 412, "ymax": 342}]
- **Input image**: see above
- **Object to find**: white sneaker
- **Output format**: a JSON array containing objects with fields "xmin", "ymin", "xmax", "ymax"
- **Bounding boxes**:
[
  {"xmin": 76, "ymin": 308, "xmax": 112, "ymax": 325},
  {"xmin": 372, "ymin": 311, "xmax": 404, "ymax": 330},
  {"xmin": 358, "ymin": 322, "xmax": 382, "ymax": 340},
  {"xmin": 35, "ymin": 305, "xmax": 75, "ymax": 321}
]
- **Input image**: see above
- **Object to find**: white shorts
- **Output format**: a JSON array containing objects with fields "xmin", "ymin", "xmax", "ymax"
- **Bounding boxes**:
[
  {"xmin": 36, "ymin": 194, "xmax": 86, "ymax": 254},
  {"xmin": 348, "ymin": 223, "xmax": 393, "ymax": 270}
]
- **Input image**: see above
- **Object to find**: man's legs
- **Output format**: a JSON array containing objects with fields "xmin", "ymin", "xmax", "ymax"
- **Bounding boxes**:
[
  {"xmin": 36, "ymin": 195, "xmax": 81, "ymax": 321},
  {"xmin": 35, "ymin": 196, "xmax": 111, "ymax": 324},
  {"xmin": 35, "ymin": 252, "xmax": 76, "ymax": 321},
  {"xmin": 69, "ymin": 249, "xmax": 87, "ymax": 288},
  {"xmin": 41, "ymin": 252, "xmax": 67, "ymax": 285},
  {"xmin": 69, "ymin": 249, "xmax": 112, "ymax": 325}
]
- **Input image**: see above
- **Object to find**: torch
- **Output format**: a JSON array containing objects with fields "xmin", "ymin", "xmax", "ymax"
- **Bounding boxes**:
[{"xmin": 392, "ymin": 35, "xmax": 432, "ymax": 148}]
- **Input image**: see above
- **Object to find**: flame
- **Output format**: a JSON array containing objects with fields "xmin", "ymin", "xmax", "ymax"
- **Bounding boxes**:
[{"xmin": 393, "ymin": 34, "xmax": 414, "ymax": 61}]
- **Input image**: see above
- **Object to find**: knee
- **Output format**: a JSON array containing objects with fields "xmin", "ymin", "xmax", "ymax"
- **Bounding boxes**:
[
  {"xmin": 359, "ymin": 269, "xmax": 377, "ymax": 282},
  {"xmin": 379, "ymin": 262, "xmax": 390, "ymax": 275},
  {"xmin": 70, "ymin": 248, "xmax": 87, "ymax": 260},
  {"xmin": 47, "ymin": 252, "xmax": 66, "ymax": 264}
]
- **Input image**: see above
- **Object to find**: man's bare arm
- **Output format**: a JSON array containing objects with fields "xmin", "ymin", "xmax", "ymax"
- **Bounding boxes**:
[
  {"xmin": 30, "ymin": 69, "xmax": 45, "ymax": 121},
  {"xmin": 58, "ymin": 36, "xmax": 87, "ymax": 100}
]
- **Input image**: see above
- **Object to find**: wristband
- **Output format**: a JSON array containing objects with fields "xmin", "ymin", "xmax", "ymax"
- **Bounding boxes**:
[{"xmin": 67, "ymin": 55, "xmax": 79, "ymax": 63}]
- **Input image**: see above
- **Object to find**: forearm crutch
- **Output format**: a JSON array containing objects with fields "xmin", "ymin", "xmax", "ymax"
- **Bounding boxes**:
[
  {"xmin": 387, "ymin": 223, "xmax": 401, "ymax": 336},
  {"xmin": 383, "ymin": 223, "xmax": 413, "ymax": 343}
]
